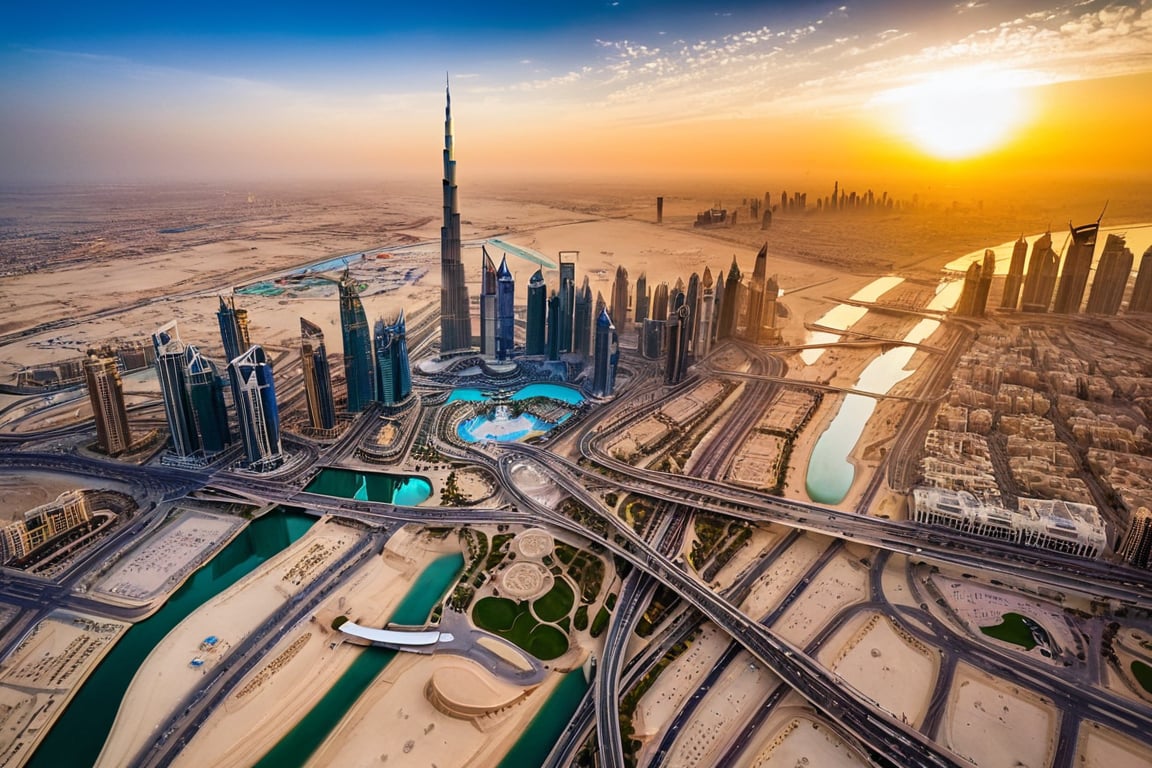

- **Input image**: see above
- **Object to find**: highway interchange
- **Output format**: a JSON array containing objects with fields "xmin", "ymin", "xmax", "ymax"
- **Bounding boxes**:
[{"xmin": 1, "ymin": 285, "xmax": 1151, "ymax": 767}]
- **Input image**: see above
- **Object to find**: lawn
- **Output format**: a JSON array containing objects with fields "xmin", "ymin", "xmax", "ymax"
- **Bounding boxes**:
[
  {"xmin": 533, "ymin": 578, "xmax": 575, "ymax": 622},
  {"xmin": 979, "ymin": 612, "xmax": 1039, "ymax": 650},
  {"xmin": 473, "ymin": 596, "xmax": 570, "ymax": 661},
  {"xmin": 1132, "ymin": 660, "xmax": 1152, "ymax": 695},
  {"xmin": 474, "ymin": 596, "xmax": 519, "ymax": 631}
]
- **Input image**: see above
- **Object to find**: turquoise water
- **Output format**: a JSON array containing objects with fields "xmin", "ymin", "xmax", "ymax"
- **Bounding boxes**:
[
  {"xmin": 252, "ymin": 552, "xmax": 465, "ymax": 767},
  {"xmin": 457, "ymin": 412, "xmax": 573, "ymax": 443},
  {"xmin": 306, "ymin": 467, "xmax": 432, "ymax": 506},
  {"xmin": 497, "ymin": 670, "xmax": 589, "ymax": 768},
  {"xmin": 445, "ymin": 383, "xmax": 585, "ymax": 406},
  {"xmin": 28, "ymin": 511, "xmax": 316, "ymax": 768},
  {"xmin": 805, "ymin": 286, "xmax": 957, "ymax": 504}
]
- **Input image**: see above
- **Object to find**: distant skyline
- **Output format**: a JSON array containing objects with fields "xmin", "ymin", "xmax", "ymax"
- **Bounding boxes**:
[{"xmin": 2, "ymin": 0, "xmax": 1151, "ymax": 186}]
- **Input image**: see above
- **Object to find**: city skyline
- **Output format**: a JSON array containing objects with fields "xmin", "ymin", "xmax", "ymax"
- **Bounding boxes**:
[{"xmin": 2, "ymin": 1, "xmax": 1150, "ymax": 186}]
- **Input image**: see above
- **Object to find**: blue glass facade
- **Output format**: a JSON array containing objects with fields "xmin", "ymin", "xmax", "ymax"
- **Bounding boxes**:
[
  {"xmin": 374, "ymin": 312, "xmax": 412, "ymax": 406},
  {"xmin": 228, "ymin": 345, "xmax": 284, "ymax": 471},
  {"xmin": 339, "ymin": 269, "xmax": 375, "ymax": 413},
  {"xmin": 496, "ymin": 255, "xmax": 515, "ymax": 360},
  {"xmin": 526, "ymin": 268, "xmax": 547, "ymax": 356}
]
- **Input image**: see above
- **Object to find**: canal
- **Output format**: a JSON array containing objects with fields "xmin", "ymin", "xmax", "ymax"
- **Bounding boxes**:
[{"xmin": 28, "ymin": 510, "xmax": 316, "ymax": 768}]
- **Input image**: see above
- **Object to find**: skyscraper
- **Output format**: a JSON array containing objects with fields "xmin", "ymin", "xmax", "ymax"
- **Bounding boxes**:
[
  {"xmin": 573, "ymin": 277, "xmax": 593, "ymax": 358},
  {"xmin": 957, "ymin": 250, "xmax": 996, "ymax": 318},
  {"xmin": 685, "ymin": 272, "xmax": 700, "ymax": 353},
  {"xmin": 955, "ymin": 262, "xmax": 980, "ymax": 317},
  {"xmin": 610, "ymin": 265, "xmax": 630, "ymax": 331},
  {"xmin": 1120, "ymin": 507, "xmax": 1152, "ymax": 569},
  {"xmin": 300, "ymin": 317, "xmax": 337, "ymax": 431},
  {"xmin": 479, "ymin": 247, "xmax": 498, "ymax": 356},
  {"xmin": 496, "ymin": 255, "xmax": 515, "ymax": 360},
  {"xmin": 1129, "ymin": 247, "xmax": 1152, "ymax": 314},
  {"xmin": 762, "ymin": 275, "xmax": 781, "ymax": 342},
  {"xmin": 84, "ymin": 353, "xmax": 131, "ymax": 455},
  {"xmin": 526, "ymin": 269, "xmax": 547, "ymax": 355},
  {"xmin": 1085, "ymin": 233, "xmax": 1133, "ymax": 316},
  {"xmin": 439, "ymin": 80, "xmax": 472, "ymax": 352},
  {"xmin": 593, "ymin": 307, "xmax": 618, "ymax": 397},
  {"xmin": 1020, "ymin": 232, "xmax": 1060, "ymax": 314},
  {"xmin": 1052, "ymin": 219, "xmax": 1101, "ymax": 314},
  {"xmin": 374, "ymin": 312, "xmax": 412, "ymax": 406},
  {"xmin": 713, "ymin": 269, "xmax": 725, "ymax": 344},
  {"xmin": 1000, "ymin": 235, "xmax": 1028, "ymax": 310},
  {"xmin": 339, "ymin": 268, "xmax": 375, "ymax": 413},
  {"xmin": 153, "ymin": 321, "xmax": 200, "ymax": 457},
  {"xmin": 651, "ymin": 282, "xmax": 669, "ymax": 323},
  {"xmin": 642, "ymin": 319, "xmax": 664, "ymax": 360},
  {"xmin": 558, "ymin": 257, "xmax": 576, "ymax": 353},
  {"xmin": 696, "ymin": 267, "xmax": 715, "ymax": 358},
  {"xmin": 228, "ymin": 345, "xmax": 284, "ymax": 472},
  {"xmin": 546, "ymin": 291, "xmax": 561, "ymax": 361},
  {"xmin": 974, "ymin": 250, "xmax": 995, "ymax": 317},
  {"xmin": 185, "ymin": 345, "xmax": 231, "ymax": 454},
  {"xmin": 745, "ymin": 243, "xmax": 768, "ymax": 342},
  {"xmin": 635, "ymin": 273, "xmax": 650, "ymax": 324},
  {"xmin": 665, "ymin": 305, "xmax": 690, "ymax": 385},
  {"xmin": 718, "ymin": 256, "xmax": 743, "ymax": 338},
  {"xmin": 217, "ymin": 295, "xmax": 251, "ymax": 364}
]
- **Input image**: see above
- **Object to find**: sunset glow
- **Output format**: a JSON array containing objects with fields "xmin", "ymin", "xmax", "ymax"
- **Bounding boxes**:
[{"xmin": 876, "ymin": 68, "xmax": 1038, "ymax": 160}]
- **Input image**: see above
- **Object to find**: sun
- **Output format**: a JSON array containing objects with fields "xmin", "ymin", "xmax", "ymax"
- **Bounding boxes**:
[{"xmin": 875, "ymin": 67, "xmax": 1038, "ymax": 160}]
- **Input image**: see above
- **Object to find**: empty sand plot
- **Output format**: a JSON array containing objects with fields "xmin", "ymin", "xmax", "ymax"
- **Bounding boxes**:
[
  {"xmin": 745, "ymin": 710, "xmax": 870, "ymax": 768},
  {"xmin": 773, "ymin": 552, "xmax": 870, "ymax": 647},
  {"xmin": 739, "ymin": 534, "xmax": 826, "ymax": 619},
  {"xmin": 305, "ymin": 654, "xmax": 558, "ymax": 768},
  {"xmin": 0, "ymin": 610, "xmax": 127, "ymax": 767},
  {"xmin": 634, "ymin": 624, "xmax": 731, "ymax": 741},
  {"xmin": 942, "ymin": 663, "xmax": 1056, "ymax": 768},
  {"xmin": 1077, "ymin": 720, "xmax": 1152, "ymax": 768},
  {"xmin": 820, "ymin": 612, "xmax": 938, "ymax": 726},
  {"xmin": 94, "ymin": 510, "xmax": 243, "ymax": 601},
  {"xmin": 662, "ymin": 652, "xmax": 778, "ymax": 767}
]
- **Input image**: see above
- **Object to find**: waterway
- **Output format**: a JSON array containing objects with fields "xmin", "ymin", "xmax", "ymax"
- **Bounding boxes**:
[
  {"xmin": 306, "ymin": 467, "xmax": 432, "ymax": 506},
  {"xmin": 28, "ymin": 511, "xmax": 316, "ymax": 768},
  {"xmin": 252, "ymin": 552, "xmax": 464, "ymax": 767},
  {"xmin": 496, "ymin": 669, "xmax": 590, "ymax": 768},
  {"xmin": 805, "ymin": 279, "xmax": 962, "ymax": 505},
  {"xmin": 446, "ymin": 382, "xmax": 586, "ymax": 406},
  {"xmin": 801, "ymin": 276, "xmax": 906, "ymax": 365}
]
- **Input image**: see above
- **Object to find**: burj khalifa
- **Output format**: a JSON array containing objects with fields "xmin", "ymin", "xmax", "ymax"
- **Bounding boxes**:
[{"xmin": 439, "ymin": 79, "xmax": 472, "ymax": 353}]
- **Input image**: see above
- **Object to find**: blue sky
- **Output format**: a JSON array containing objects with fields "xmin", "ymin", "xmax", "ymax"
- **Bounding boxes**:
[{"xmin": 2, "ymin": 1, "xmax": 1150, "ymax": 183}]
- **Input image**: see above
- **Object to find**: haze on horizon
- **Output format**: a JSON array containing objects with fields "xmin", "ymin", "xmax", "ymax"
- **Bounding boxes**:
[{"xmin": 2, "ymin": 0, "xmax": 1151, "ymax": 191}]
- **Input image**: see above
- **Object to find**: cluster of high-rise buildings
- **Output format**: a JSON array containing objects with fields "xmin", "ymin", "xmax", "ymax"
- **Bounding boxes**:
[
  {"xmin": 104, "ymin": 279, "xmax": 412, "ymax": 473},
  {"xmin": 631, "ymin": 244, "xmax": 780, "ymax": 384},
  {"xmin": 971, "ymin": 220, "xmax": 1152, "ymax": 318}
]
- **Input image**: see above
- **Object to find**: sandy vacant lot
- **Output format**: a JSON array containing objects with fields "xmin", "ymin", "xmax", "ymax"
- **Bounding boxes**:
[
  {"xmin": 743, "ymin": 706, "xmax": 870, "ymax": 768},
  {"xmin": 942, "ymin": 663, "xmax": 1056, "ymax": 768},
  {"xmin": 0, "ymin": 610, "xmax": 128, "ymax": 768}
]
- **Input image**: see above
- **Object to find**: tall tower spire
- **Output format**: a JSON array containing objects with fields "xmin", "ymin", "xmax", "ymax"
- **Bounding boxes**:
[{"xmin": 439, "ymin": 77, "xmax": 472, "ymax": 353}]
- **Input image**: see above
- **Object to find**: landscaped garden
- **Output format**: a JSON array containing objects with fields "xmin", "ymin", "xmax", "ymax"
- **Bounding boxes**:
[{"xmin": 473, "ymin": 590, "xmax": 571, "ymax": 660}]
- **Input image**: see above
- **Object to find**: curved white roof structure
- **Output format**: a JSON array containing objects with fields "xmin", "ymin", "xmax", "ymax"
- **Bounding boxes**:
[{"xmin": 338, "ymin": 621, "xmax": 453, "ymax": 647}]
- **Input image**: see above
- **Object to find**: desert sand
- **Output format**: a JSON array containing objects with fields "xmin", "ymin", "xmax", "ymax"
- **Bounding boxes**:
[
  {"xmin": 941, "ymin": 662, "xmax": 1057, "ymax": 768},
  {"xmin": 170, "ymin": 525, "xmax": 460, "ymax": 768},
  {"xmin": 816, "ymin": 611, "xmax": 939, "ymax": 727},
  {"xmin": 0, "ymin": 610, "xmax": 128, "ymax": 768},
  {"xmin": 741, "ymin": 706, "xmax": 871, "ymax": 768},
  {"xmin": 97, "ymin": 517, "xmax": 359, "ymax": 767},
  {"xmin": 304, "ymin": 654, "xmax": 570, "ymax": 768}
]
